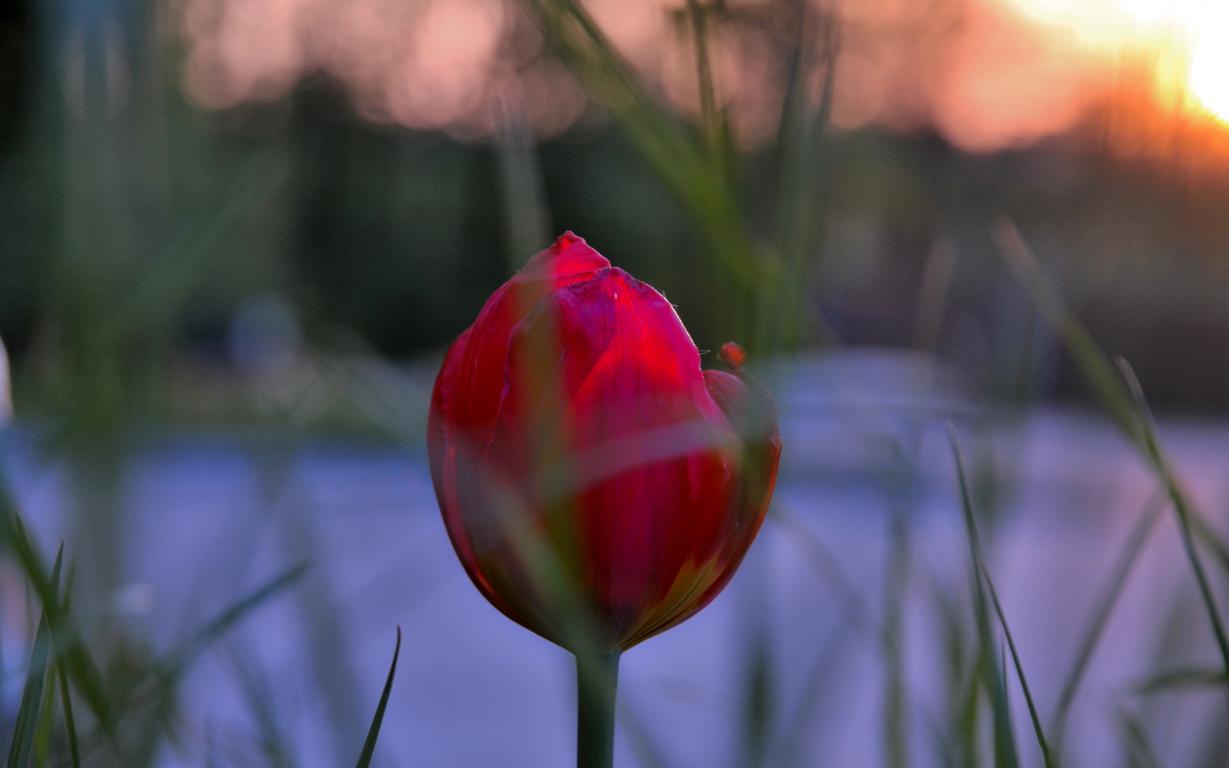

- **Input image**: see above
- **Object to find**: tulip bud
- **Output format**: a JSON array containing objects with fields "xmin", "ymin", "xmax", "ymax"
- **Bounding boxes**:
[{"xmin": 428, "ymin": 233, "xmax": 781, "ymax": 653}]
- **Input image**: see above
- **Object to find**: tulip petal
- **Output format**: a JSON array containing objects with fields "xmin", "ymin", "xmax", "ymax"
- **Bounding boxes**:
[
  {"xmin": 451, "ymin": 232, "xmax": 610, "ymax": 460},
  {"xmin": 622, "ymin": 369, "xmax": 782, "ymax": 646},
  {"xmin": 428, "ymin": 235, "xmax": 781, "ymax": 653},
  {"xmin": 428, "ymin": 233, "xmax": 611, "ymax": 643},
  {"xmin": 488, "ymin": 268, "xmax": 743, "ymax": 647}
]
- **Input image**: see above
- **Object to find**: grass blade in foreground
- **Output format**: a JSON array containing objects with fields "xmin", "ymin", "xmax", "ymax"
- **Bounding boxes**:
[
  {"xmin": 994, "ymin": 220, "xmax": 1229, "ymax": 681},
  {"xmin": 55, "ymin": 564, "xmax": 81, "ymax": 768},
  {"xmin": 129, "ymin": 561, "xmax": 311, "ymax": 764},
  {"xmin": 1050, "ymin": 491, "xmax": 1164, "ymax": 753},
  {"xmin": 228, "ymin": 646, "xmax": 295, "ymax": 767},
  {"xmin": 1114, "ymin": 357, "xmax": 1229, "ymax": 672},
  {"xmin": 1133, "ymin": 667, "xmax": 1229, "ymax": 693},
  {"xmin": 32, "ymin": 665, "xmax": 57, "ymax": 767},
  {"xmin": 356, "ymin": 626, "xmax": 402, "ymax": 768},
  {"xmin": 166, "ymin": 561, "xmax": 310, "ymax": 673},
  {"xmin": 979, "ymin": 562, "xmax": 1054, "ymax": 768},
  {"xmin": 7, "ymin": 548, "xmax": 62, "ymax": 768},
  {"xmin": 1117, "ymin": 707, "xmax": 1162, "ymax": 768},
  {"xmin": 57, "ymin": 659, "xmax": 80, "ymax": 768},
  {"xmin": 947, "ymin": 424, "xmax": 1019, "ymax": 768},
  {"xmin": 0, "ymin": 489, "xmax": 115, "ymax": 738}
]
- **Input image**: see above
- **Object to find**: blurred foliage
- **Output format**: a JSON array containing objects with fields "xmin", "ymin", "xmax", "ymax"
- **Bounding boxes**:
[
  {"xmin": 1, "ymin": 0, "xmax": 1228, "ymax": 432},
  {"xmin": 2, "ymin": 0, "xmax": 1229, "ymax": 766}
]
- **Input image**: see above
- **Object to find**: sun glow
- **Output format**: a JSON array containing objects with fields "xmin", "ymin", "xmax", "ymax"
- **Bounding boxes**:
[
  {"xmin": 1006, "ymin": 0, "xmax": 1229, "ymax": 125},
  {"xmin": 1188, "ymin": 16, "xmax": 1229, "ymax": 122}
]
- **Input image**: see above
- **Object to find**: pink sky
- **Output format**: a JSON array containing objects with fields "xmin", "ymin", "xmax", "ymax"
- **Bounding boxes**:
[{"xmin": 179, "ymin": 0, "xmax": 1229, "ymax": 152}]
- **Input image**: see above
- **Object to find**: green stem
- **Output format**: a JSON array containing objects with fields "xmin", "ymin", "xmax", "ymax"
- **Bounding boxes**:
[{"xmin": 576, "ymin": 651, "xmax": 621, "ymax": 768}]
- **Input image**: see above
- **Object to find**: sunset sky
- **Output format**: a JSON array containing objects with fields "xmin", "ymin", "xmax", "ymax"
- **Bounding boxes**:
[{"xmin": 179, "ymin": 0, "xmax": 1229, "ymax": 152}]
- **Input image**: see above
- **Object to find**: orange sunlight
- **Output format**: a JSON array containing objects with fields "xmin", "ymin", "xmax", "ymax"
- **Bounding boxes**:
[
  {"xmin": 1005, "ymin": 0, "xmax": 1229, "ymax": 124},
  {"xmin": 178, "ymin": 0, "xmax": 1229, "ymax": 152}
]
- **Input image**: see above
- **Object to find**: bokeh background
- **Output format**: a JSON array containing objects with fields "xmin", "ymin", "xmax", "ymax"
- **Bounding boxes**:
[{"xmin": 3, "ymin": 0, "xmax": 1229, "ymax": 765}]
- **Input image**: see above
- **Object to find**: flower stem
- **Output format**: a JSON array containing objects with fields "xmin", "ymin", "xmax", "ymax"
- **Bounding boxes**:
[{"xmin": 576, "ymin": 650, "xmax": 620, "ymax": 768}]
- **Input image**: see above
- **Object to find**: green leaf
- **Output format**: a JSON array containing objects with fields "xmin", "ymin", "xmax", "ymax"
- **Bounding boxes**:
[
  {"xmin": 683, "ymin": 0, "xmax": 720, "ymax": 160},
  {"xmin": 769, "ymin": 2, "xmax": 839, "ymax": 350},
  {"xmin": 1049, "ymin": 492, "xmax": 1163, "ymax": 753},
  {"xmin": 520, "ymin": 0, "xmax": 776, "ymax": 346},
  {"xmin": 165, "ymin": 561, "xmax": 310, "ymax": 675},
  {"xmin": 493, "ymin": 102, "xmax": 552, "ymax": 267},
  {"xmin": 1117, "ymin": 707, "xmax": 1162, "ymax": 768},
  {"xmin": 0, "ymin": 489, "xmax": 115, "ymax": 740},
  {"xmin": 355, "ymin": 626, "xmax": 402, "ymax": 768},
  {"xmin": 883, "ymin": 511, "xmax": 911, "ymax": 768},
  {"xmin": 125, "ymin": 561, "xmax": 310, "ymax": 765},
  {"xmin": 1113, "ymin": 357, "xmax": 1229, "ymax": 676},
  {"xmin": 55, "ymin": 564, "xmax": 81, "ymax": 768},
  {"xmin": 771, "ymin": 623, "xmax": 850, "ymax": 767},
  {"xmin": 1133, "ymin": 667, "xmax": 1229, "ymax": 694},
  {"xmin": 948, "ymin": 424, "xmax": 1019, "ymax": 768},
  {"xmin": 980, "ymin": 562, "xmax": 1053, "ymax": 768},
  {"xmin": 994, "ymin": 221, "xmax": 1229, "ymax": 681},
  {"xmin": 57, "ymin": 662, "xmax": 80, "ymax": 768},
  {"xmin": 739, "ymin": 629, "xmax": 775, "ymax": 768},
  {"xmin": 227, "ymin": 647, "xmax": 294, "ymax": 768},
  {"xmin": 7, "ymin": 547, "xmax": 62, "ymax": 768},
  {"xmin": 31, "ymin": 665, "xmax": 57, "ymax": 768}
]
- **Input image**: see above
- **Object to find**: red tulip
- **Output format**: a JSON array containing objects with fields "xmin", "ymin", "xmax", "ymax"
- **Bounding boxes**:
[{"xmin": 428, "ymin": 232, "xmax": 781, "ymax": 654}]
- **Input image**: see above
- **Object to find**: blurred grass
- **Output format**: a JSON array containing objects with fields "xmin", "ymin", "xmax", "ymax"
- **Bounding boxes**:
[
  {"xmin": 996, "ymin": 221, "xmax": 1229, "ymax": 677},
  {"xmin": 354, "ymin": 627, "xmax": 401, "ymax": 768},
  {"xmin": 3, "ymin": 0, "xmax": 1229, "ymax": 766},
  {"xmin": 0, "ymin": 477, "xmax": 309, "ymax": 766},
  {"xmin": 948, "ymin": 426, "xmax": 1019, "ymax": 768},
  {"xmin": 980, "ymin": 563, "xmax": 1051, "ymax": 768},
  {"xmin": 1049, "ymin": 491, "xmax": 1165, "ymax": 754}
]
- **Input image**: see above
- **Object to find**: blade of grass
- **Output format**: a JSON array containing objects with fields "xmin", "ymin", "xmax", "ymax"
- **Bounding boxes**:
[
  {"xmin": 995, "ymin": 220, "xmax": 1229, "ymax": 681},
  {"xmin": 57, "ymin": 660, "xmax": 79, "ymax": 768},
  {"xmin": 771, "ymin": 622, "xmax": 856, "ymax": 767},
  {"xmin": 774, "ymin": 510, "xmax": 875, "ymax": 635},
  {"xmin": 0, "ymin": 581, "xmax": 5, "ymax": 742},
  {"xmin": 165, "ymin": 561, "xmax": 309, "ymax": 674},
  {"xmin": 7, "ymin": 547, "xmax": 62, "ymax": 768},
  {"xmin": 884, "ymin": 517, "xmax": 910, "ymax": 768},
  {"xmin": 948, "ymin": 424, "xmax": 1019, "ymax": 768},
  {"xmin": 0, "ymin": 491, "xmax": 114, "ymax": 738},
  {"xmin": 616, "ymin": 694, "xmax": 670, "ymax": 768},
  {"xmin": 739, "ymin": 628, "xmax": 775, "ymax": 768},
  {"xmin": 992, "ymin": 222, "xmax": 1141, "ymax": 441},
  {"xmin": 883, "ymin": 460, "xmax": 914, "ymax": 768},
  {"xmin": 127, "ymin": 561, "xmax": 311, "ymax": 764},
  {"xmin": 520, "ymin": 0, "xmax": 775, "ymax": 344},
  {"xmin": 31, "ymin": 665, "xmax": 57, "ymax": 768},
  {"xmin": 929, "ymin": 579, "xmax": 972, "ymax": 768},
  {"xmin": 227, "ymin": 646, "xmax": 294, "ymax": 768},
  {"xmin": 355, "ymin": 626, "xmax": 402, "ymax": 768},
  {"xmin": 102, "ymin": 156, "xmax": 283, "ymax": 344},
  {"xmin": 7, "ymin": 610, "xmax": 53, "ymax": 768},
  {"xmin": 55, "ymin": 564, "xmax": 81, "ymax": 768},
  {"xmin": 1189, "ymin": 511, "xmax": 1229, "ymax": 574},
  {"xmin": 683, "ymin": 0, "xmax": 720, "ymax": 159},
  {"xmin": 769, "ymin": 1, "xmax": 838, "ymax": 351},
  {"xmin": 494, "ymin": 99, "xmax": 552, "ymax": 267},
  {"xmin": 979, "ymin": 562, "xmax": 1053, "ymax": 768},
  {"xmin": 1133, "ymin": 667, "xmax": 1229, "ymax": 694},
  {"xmin": 956, "ymin": 654, "xmax": 981, "ymax": 768},
  {"xmin": 1114, "ymin": 357, "xmax": 1229, "ymax": 673},
  {"xmin": 1117, "ymin": 707, "xmax": 1162, "ymax": 768},
  {"xmin": 913, "ymin": 239, "xmax": 956, "ymax": 351},
  {"xmin": 1049, "ymin": 491, "xmax": 1164, "ymax": 752}
]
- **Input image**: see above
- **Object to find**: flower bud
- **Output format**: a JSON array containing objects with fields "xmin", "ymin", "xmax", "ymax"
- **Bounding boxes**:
[{"xmin": 428, "ymin": 233, "xmax": 780, "ymax": 652}]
